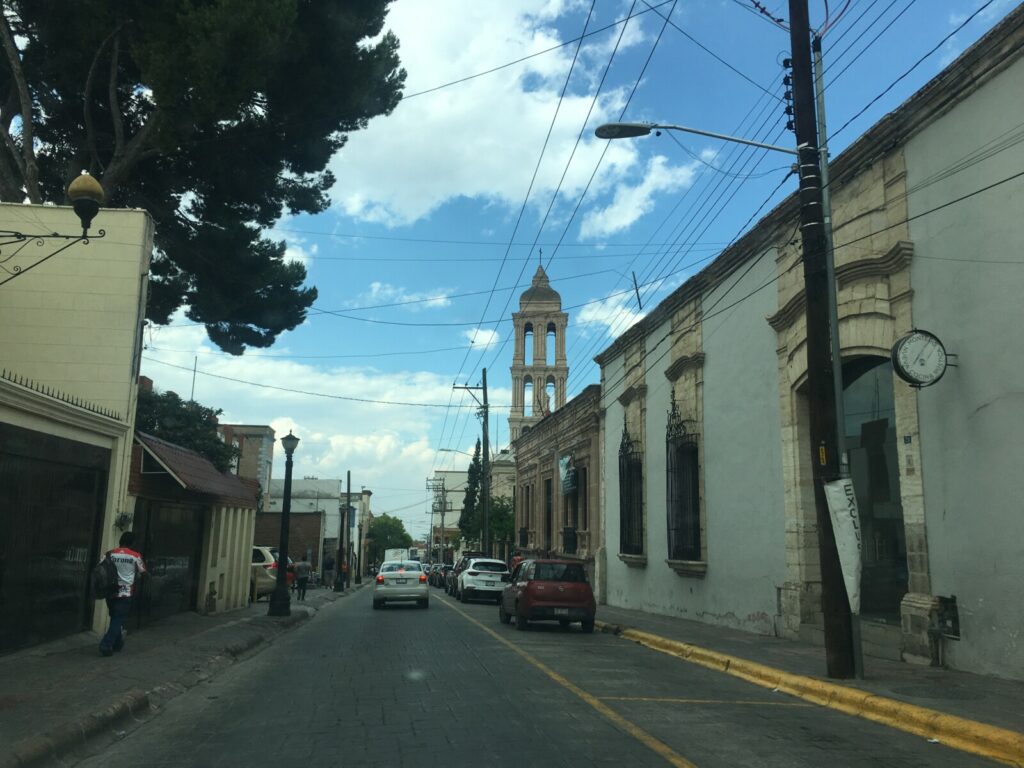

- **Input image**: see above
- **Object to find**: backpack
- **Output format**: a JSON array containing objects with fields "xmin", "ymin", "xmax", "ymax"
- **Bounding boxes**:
[{"xmin": 91, "ymin": 554, "xmax": 118, "ymax": 600}]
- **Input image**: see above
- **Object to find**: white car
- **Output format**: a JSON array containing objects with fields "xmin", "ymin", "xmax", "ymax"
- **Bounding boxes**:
[
  {"xmin": 373, "ymin": 560, "xmax": 429, "ymax": 609},
  {"xmin": 457, "ymin": 558, "xmax": 510, "ymax": 603}
]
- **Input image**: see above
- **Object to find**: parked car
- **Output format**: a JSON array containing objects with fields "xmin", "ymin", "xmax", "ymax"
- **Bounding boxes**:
[
  {"xmin": 499, "ymin": 559, "xmax": 595, "ymax": 633},
  {"xmin": 373, "ymin": 560, "xmax": 429, "ymax": 609},
  {"xmin": 446, "ymin": 551, "xmax": 485, "ymax": 595},
  {"xmin": 250, "ymin": 546, "xmax": 295, "ymax": 602},
  {"xmin": 433, "ymin": 564, "xmax": 453, "ymax": 588},
  {"xmin": 457, "ymin": 558, "xmax": 509, "ymax": 603}
]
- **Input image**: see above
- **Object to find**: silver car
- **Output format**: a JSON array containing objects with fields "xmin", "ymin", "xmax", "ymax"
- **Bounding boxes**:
[{"xmin": 372, "ymin": 560, "xmax": 429, "ymax": 609}]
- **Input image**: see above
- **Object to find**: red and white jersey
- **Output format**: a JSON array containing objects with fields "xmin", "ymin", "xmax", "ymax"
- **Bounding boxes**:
[{"xmin": 108, "ymin": 547, "xmax": 147, "ymax": 598}]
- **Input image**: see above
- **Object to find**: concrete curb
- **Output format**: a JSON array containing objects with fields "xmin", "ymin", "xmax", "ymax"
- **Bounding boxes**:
[
  {"xmin": 596, "ymin": 620, "xmax": 1024, "ymax": 767},
  {"xmin": 1, "ymin": 602, "xmax": 329, "ymax": 768},
  {"xmin": 1, "ymin": 689, "xmax": 149, "ymax": 768}
]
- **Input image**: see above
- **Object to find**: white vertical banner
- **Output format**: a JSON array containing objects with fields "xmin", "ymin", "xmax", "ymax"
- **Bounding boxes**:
[{"xmin": 824, "ymin": 478, "xmax": 862, "ymax": 615}]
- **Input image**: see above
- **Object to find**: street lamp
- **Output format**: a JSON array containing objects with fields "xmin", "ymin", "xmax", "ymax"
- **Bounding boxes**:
[
  {"xmin": 594, "ymin": 121, "xmax": 798, "ymax": 155},
  {"xmin": 268, "ymin": 431, "xmax": 300, "ymax": 617}
]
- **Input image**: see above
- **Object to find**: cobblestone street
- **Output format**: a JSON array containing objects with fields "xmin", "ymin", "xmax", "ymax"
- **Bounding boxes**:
[{"xmin": 73, "ymin": 588, "xmax": 1001, "ymax": 768}]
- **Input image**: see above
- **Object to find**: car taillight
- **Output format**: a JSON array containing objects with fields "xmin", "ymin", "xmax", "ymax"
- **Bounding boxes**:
[
  {"xmin": 419, "ymin": 574, "xmax": 427, "ymax": 583},
  {"xmin": 375, "ymin": 574, "xmax": 384, "ymax": 584},
  {"xmin": 265, "ymin": 564, "xmax": 276, "ymax": 571}
]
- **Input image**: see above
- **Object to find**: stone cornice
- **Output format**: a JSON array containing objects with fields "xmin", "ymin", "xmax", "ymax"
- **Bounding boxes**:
[
  {"xmin": 0, "ymin": 378, "xmax": 128, "ymax": 438},
  {"xmin": 767, "ymin": 240, "xmax": 914, "ymax": 331},
  {"xmin": 617, "ymin": 384, "xmax": 647, "ymax": 407},
  {"xmin": 664, "ymin": 353, "xmax": 706, "ymax": 383},
  {"xmin": 836, "ymin": 240, "xmax": 913, "ymax": 286}
]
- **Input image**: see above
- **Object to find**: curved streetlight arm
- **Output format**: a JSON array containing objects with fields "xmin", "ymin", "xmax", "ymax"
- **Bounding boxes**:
[{"xmin": 595, "ymin": 121, "xmax": 799, "ymax": 156}]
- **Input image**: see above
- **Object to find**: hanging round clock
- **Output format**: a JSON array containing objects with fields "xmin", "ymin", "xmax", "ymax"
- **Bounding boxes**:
[{"xmin": 891, "ymin": 329, "xmax": 948, "ymax": 387}]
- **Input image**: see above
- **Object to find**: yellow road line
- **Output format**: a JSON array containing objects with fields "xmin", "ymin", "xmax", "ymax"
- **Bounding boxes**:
[
  {"xmin": 439, "ymin": 596, "xmax": 697, "ymax": 768},
  {"xmin": 599, "ymin": 623, "xmax": 1024, "ymax": 768},
  {"xmin": 599, "ymin": 696, "xmax": 811, "ymax": 707}
]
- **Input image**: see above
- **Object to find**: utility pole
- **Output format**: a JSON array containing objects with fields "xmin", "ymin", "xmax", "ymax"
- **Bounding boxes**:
[
  {"xmin": 788, "ymin": 0, "xmax": 855, "ymax": 678},
  {"xmin": 426, "ymin": 477, "xmax": 446, "ymax": 563},
  {"xmin": 813, "ymin": 31, "xmax": 864, "ymax": 679},
  {"xmin": 481, "ymin": 368, "xmax": 491, "ymax": 557},
  {"xmin": 453, "ymin": 369, "xmax": 491, "ymax": 556}
]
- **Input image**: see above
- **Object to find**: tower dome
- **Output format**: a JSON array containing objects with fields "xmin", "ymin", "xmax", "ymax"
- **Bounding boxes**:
[{"xmin": 519, "ymin": 266, "xmax": 561, "ymax": 309}]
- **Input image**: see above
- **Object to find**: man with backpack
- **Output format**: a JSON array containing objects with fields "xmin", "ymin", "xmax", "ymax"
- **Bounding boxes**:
[{"xmin": 98, "ymin": 531, "xmax": 146, "ymax": 657}]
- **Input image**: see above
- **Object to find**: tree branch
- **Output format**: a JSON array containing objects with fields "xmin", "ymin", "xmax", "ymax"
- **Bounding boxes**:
[
  {"xmin": 100, "ymin": 108, "xmax": 163, "ymax": 194},
  {"xmin": 108, "ymin": 32, "xmax": 125, "ymax": 162},
  {"xmin": 83, "ymin": 25, "xmax": 121, "ymax": 174},
  {"xmin": 0, "ymin": 9, "xmax": 39, "ymax": 202}
]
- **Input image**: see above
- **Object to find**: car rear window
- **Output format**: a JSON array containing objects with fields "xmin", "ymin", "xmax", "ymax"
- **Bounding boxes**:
[
  {"xmin": 471, "ymin": 561, "xmax": 507, "ymax": 572},
  {"xmin": 533, "ymin": 563, "xmax": 587, "ymax": 582}
]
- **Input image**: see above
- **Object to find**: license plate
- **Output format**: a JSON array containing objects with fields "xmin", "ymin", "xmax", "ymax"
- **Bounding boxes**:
[
  {"xmin": 554, "ymin": 608, "xmax": 569, "ymax": 616},
  {"xmin": 396, "ymin": 579, "xmax": 407, "ymax": 584},
  {"xmin": 486, "ymin": 581, "xmax": 496, "ymax": 586}
]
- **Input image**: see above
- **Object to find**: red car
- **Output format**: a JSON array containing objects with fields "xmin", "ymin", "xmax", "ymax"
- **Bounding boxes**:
[{"xmin": 499, "ymin": 559, "xmax": 595, "ymax": 633}]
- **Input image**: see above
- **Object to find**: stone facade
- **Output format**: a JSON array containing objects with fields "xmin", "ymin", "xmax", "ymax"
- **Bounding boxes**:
[
  {"xmin": 513, "ymin": 385, "xmax": 601, "ymax": 580},
  {"xmin": 593, "ymin": 7, "xmax": 1024, "ymax": 678}
]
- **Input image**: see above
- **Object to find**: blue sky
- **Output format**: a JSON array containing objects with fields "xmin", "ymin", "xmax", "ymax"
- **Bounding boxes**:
[{"xmin": 140, "ymin": 0, "xmax": 1018, "ymax": 540}]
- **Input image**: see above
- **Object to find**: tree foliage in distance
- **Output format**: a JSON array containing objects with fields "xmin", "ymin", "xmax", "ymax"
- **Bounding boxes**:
[
  {"xmin": 489, "ymin": 495, "xmax": 514, "ymax": 547},
  {"xmin": 457, "ymin": 440, "xmax": 483, "ymax": 544},
  {"xmin": 0, "ymin": 1, "xmax": 405, "ymax": 353},
  {"xmin": 366, "ymin": 514, "xmax": 412, "ymax": 565},
  {"xmin": 135, "ymin": 388, "xmax": 238, "ymax": 473}
]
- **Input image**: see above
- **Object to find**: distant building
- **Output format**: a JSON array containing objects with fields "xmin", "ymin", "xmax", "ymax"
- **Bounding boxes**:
[{"xmin": 218, "ymin": 424, "xmax": 275, "ymax": 510}]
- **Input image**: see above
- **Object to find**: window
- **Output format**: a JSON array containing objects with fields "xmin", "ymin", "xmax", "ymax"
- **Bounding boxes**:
[
  {"xmin": 579, "ymin": 467, "xmax": 589, "ymax": 531},
  {"xmin": 618, "ymin": 429, "xmax": 644, "ymax": 555},
  {"xmin": 533, "ymin": 563, "xmax": 587, "ymax": 582},
  {"xmin": 469, "ymin": 561, "xmax": 507, "ymax": 572},
  {"xmin": 544, "ymin": 478, "xmax": 553, "ymax": 549},
  {"xmin": 546, "ymin": 322, "xmax": 556, "ymax": 365},
  {"xmin": 667, "ymin": 392, "xmax": 701, "ymax": 562}
]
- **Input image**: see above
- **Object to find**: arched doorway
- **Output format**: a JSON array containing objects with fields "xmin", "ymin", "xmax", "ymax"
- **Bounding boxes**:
[{"xmin": 842, "ymin": 357, "xmax": 908, "ymax": 622}]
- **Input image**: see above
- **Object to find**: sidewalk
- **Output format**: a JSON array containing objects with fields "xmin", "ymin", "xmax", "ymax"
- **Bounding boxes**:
[
  {"xmin": 0, "ymin": 584, "xmax": 362, "ymax": 768},
  {"xmin": 595, "ymin": 604, "xmax": 1024, "ymax": 765}
]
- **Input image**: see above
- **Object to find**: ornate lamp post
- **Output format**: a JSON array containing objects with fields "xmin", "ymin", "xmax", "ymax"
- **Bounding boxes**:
[
  {"xmin": 0, "ymin": 171, "xmax": 107, "ymax": 287},
  {"xmin": 268, "ymin": 431, "xmax": 300, "ymax": 617}
]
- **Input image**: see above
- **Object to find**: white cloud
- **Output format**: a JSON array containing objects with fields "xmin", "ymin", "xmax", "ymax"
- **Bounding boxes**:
[
  {"xmin": 464, "ymin": 328, "xmax": 501, "ymax": 348},
  {"xmin": 578, "ymin": 154, "xmax": 699, "ymax": 238},
  {"xmin": 140, "ymin": 311, "xmax": 511, "ymax": 534},
  {"xmin": 576, "ymin": 290, "xmax": 646, "ymax": 339},
  {"xmin": 349, "ymin": 281, "xmax": 453, "ymax": 310},
  {"xmin": 330, "ymin": 1, "xmax": 649, "ymax": 226}
]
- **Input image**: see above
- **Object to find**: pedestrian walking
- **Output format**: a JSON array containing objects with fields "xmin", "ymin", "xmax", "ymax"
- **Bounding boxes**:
[
  {"xmin": 323, "ymin": 554, "xmax": 336, "ymax": 589},
  {"xmin": 99, "ymin": 532, "xmax": 146, "ymax": 657},
  {"xmin": 295, "ymin": 555, "xmax": 312, "ymax": 600},
  {"xmin": 340, "ymin": 559, "xmax": 350, "ymax": 589}
]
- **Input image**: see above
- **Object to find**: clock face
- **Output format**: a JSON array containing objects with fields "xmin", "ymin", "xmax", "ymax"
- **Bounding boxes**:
[{"xmin": 892, "ymin": 330, "xmax": 947, "ymax": 386}]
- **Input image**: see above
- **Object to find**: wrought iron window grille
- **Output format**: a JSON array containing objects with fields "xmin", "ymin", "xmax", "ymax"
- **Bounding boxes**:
[{"xmin": 619, "ymin": 423, "xmax": 644, "ymax": 556}]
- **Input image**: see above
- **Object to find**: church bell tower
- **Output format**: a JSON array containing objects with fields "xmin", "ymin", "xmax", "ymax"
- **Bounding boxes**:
[{"xmin": 509, "ymin": 265, "xmax": 568, "ymax": 442}]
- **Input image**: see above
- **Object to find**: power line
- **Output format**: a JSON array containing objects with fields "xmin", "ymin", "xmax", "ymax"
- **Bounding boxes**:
[
  {"xmin": 399, "ymin": 0, "xmax": 676, "ymax": 100},
  {"xmin": 142, "ymin": 355, "xmax": 514, "ymax": 410},
  {"xmin": 432, "ymin": 1, "xmax": 600, "ymax": 474},
  {"xmin": 829, "ymin": 0, "xmax": 999, "ymax": 141},
  {"xmin": 641, "ymin": 0, "xmax": 783, "ymax": 99}
]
